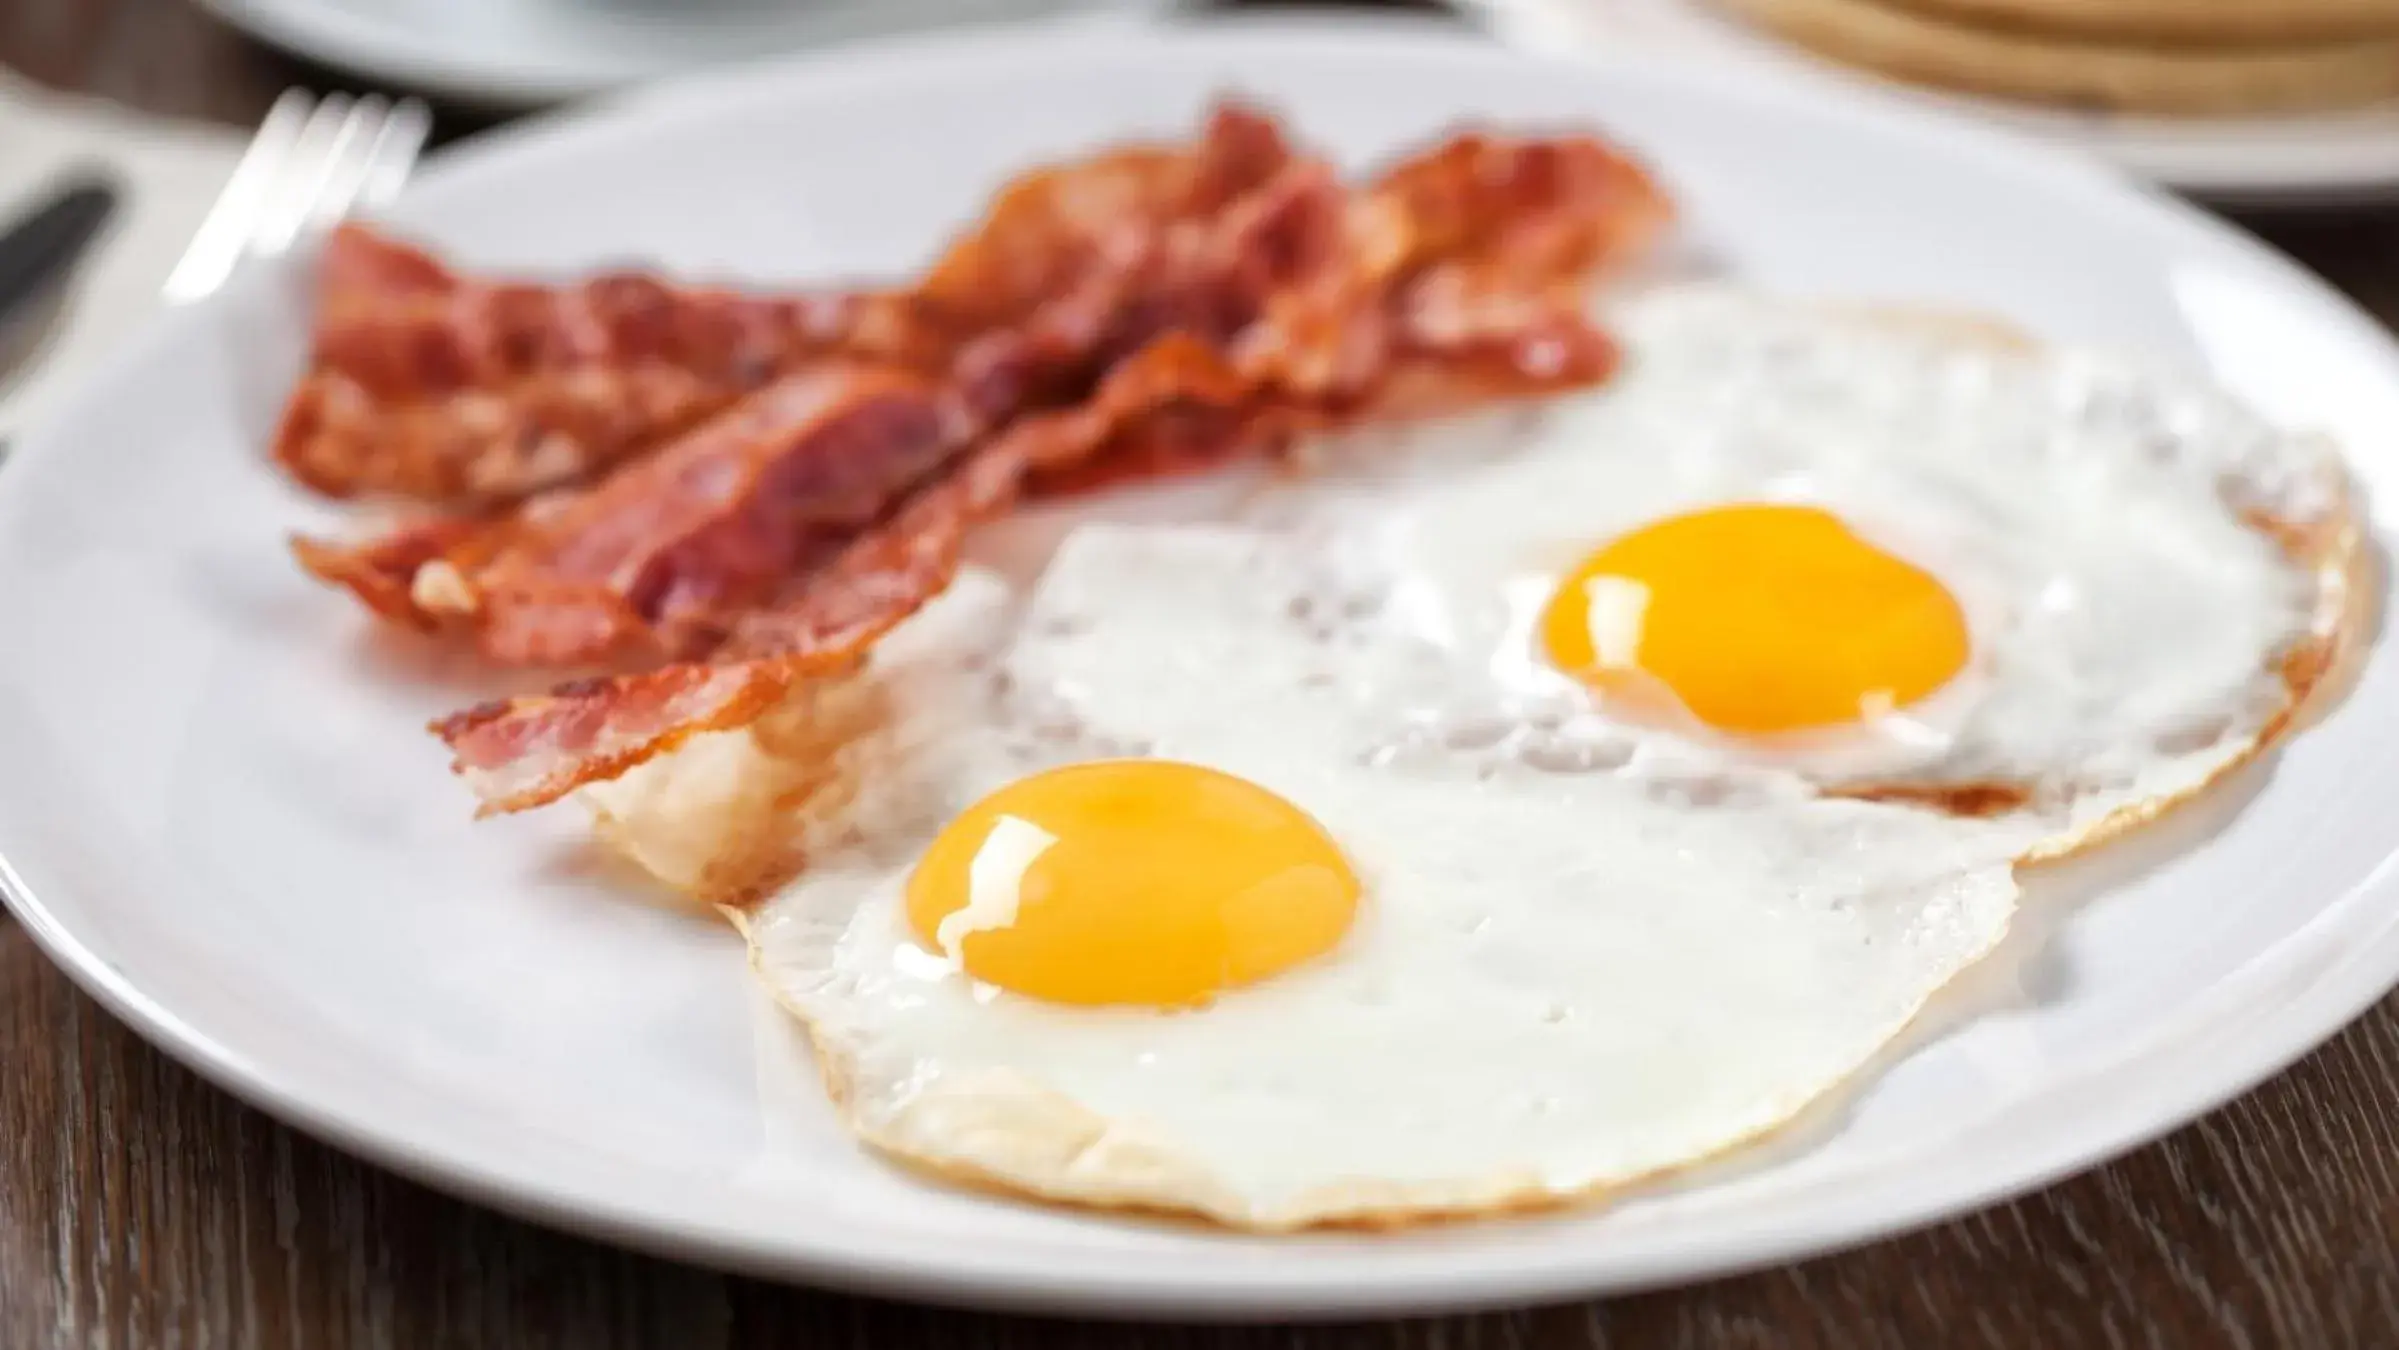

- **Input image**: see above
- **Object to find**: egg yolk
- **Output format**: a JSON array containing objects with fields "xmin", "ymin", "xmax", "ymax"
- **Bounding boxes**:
[
  {"xmin": 904, "ymin": 761, "xmax": 1361, "ymax": 1008},
  {"xmin": 1539, "ymin": 504, "xmax": 1969, "ymax": 734}
]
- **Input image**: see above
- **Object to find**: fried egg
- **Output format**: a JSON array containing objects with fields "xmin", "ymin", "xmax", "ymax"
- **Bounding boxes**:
[
  {"xmin": 740, "ymin": 530, "xmax": 2034, "ymax": 1228},
  {"xmin": 1253, "ymin": 286, "xmax": 2356, "ymax": 850},
  {"xmin": 588, "ymin": 286, "xmax": 2361, "ymax": 1229}
]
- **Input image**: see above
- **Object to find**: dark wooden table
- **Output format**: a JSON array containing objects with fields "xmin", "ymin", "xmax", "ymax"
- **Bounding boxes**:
[{"xmin": 9, "ymin": 2, "xmax": 2399, "ymax": 1346}]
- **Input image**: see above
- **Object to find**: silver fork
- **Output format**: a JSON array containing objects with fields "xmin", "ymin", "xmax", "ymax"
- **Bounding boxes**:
[
  {"xmin": 0, "ymin": 92, "xmax": 430, "ymax": 460},
  {"xmin": 160, "ymin": 89, "xmax": 433, "ymax": 306}
]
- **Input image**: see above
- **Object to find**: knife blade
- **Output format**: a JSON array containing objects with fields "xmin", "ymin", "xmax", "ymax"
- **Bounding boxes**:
[
  {"xmin": 0, "ymin": 170, "xmax": 122, "ymax": 460},
  {"xmin": 0, "ymin": 170, "xmax": 123, "ymax": 394}
]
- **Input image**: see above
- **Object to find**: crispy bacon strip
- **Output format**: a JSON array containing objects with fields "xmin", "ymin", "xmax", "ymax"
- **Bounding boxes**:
[
  {"xmin": 289, "ymin": 103, "xmax": 1334, "ymax": 664},
  {"xmin": 1380, "ymin": 129, "xmax": 1670, "ymax": 383},
  {"xmin": 296, "ymin": 363, "xmax": 960, "ymax": 666},
  {"xmin": 437, "ymin": 260, "xmax": 1635, "ymax": 816},
  {"xmin": 299, "ymin": 113, "xmax": 1659, "ymax": 658},
  {"xmin": 289, "ymin": 103, "xmax": 1674, "ymax": 812},
  {"xmin": 277, "ymin": 105, "xmax": 1306, "ymax": 509},
  {"xmin": 917, "ymin": 102, "xmax": 1301, "ymax": 334},
  {"xmin": 428, "ymin": 308, "xmax": 1591, "ymax": 811},
  {"xmin": 434, "ymin": 336, "xmax": 1266, "ymax": 813},
  {"xmin": 434, "ymin": 451, "xmax": 1015, "ymax": 813},
  {"xmin": 918, "ymin": 102, "xmax": 1321, "ymax": 427},
  {"xmin": 293, "ymin": 108, "xmax": 1322, "ymax": 661},
  {"xmin": 274, "ymin": 225, "xmax": 927, "ymax": 504},
  {"xmin": 1231, "ymin": 125, "xmax": 1672, "ymax": 414}
]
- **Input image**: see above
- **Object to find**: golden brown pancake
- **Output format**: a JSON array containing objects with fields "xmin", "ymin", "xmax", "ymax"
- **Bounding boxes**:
[
  {"xmin": 1718, "ymin": 0, "xmax": 2399, "ymax": 113},
  {"xmin": 1904, "ymin": 0, "xmax": 2399, "ymax": 44}
]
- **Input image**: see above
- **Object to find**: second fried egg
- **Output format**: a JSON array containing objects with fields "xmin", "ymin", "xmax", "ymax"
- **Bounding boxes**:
[{"xmin": 1257, "ymin": 286, "xmax": 2354, "ymax": 845}]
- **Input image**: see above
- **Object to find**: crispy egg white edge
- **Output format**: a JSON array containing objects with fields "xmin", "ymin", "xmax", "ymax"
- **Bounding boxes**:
[
  {"xmin": 728, "ymin": 874, "xmax": 2023, "ymax": 1231},
  {"xmin": 1819, "ymin": 303, "xmax": 2371, "ymax": 865}
]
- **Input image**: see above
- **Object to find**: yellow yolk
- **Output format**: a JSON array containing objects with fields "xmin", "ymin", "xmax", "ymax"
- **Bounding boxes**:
[
  {"xmin": 904, "ymin": 761, "xmax": 1360, "ymax": 1008},
  {"xmin": 1540, "ymin": 504, "xmax": 1970, "ymax": 734}
]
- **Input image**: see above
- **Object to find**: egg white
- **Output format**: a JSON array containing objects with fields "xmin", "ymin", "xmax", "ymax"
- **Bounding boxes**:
[
  {"xmin": 742, "ymin": 528, "xmax": 2035, "ymax": 1228},
  {"xmin": 1251, "ymin": 286, "xmax": 2353, "ymax": 841}
]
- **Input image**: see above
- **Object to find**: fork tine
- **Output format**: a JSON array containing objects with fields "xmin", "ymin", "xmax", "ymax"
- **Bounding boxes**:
[
  {"xmin": 250, "ymin": 93, "xmax": 357, "ymax": 259},
  {"xmin": 160, "ymin": 89, "xmax": 430, "ymax": 307},
  {"xmin": 301, "ymin": 95, "xmax": 393, "ymax": 234},
  {"xmin": 160, "ymin": 89, "xmax": 312, "ymax": 305},
  {"xmin": 356, "ymin": 99, "xmax": 433, "ymax": 212}
]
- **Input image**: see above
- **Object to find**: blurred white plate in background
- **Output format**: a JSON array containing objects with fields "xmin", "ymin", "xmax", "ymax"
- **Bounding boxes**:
[
  {"xmin": 1466, "ymin": 0, "xmax": 2399, "ymax": 205},
  {"xmin": 196, "ymin": 0, "xmax": 1173, "ymax": 105},
  {"xmin": 9, "ymin": 11, "xmax": 2399, "ymax": 1318}
]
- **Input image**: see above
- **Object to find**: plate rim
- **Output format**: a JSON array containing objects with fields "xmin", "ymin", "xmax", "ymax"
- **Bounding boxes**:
[
  {"xmin": 190, "ymin": 0, "xmax": 1173, "ymax": 107},
  {"xmin": 9, "ymin": 12, "xmax": 2399, "ymax": 1317},
  {"xmin": 194, "ymin": 0, "xmax": 650, "ymax": 105}
]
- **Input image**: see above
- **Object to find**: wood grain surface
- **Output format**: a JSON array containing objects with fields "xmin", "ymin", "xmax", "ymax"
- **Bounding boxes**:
[{"xmin": 8, "ymin": 2, "xmax": 2399, "ymax": 1346}]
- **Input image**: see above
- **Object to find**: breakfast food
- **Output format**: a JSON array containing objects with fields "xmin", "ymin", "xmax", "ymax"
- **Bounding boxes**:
[
  {"xmin": 583, "ymin": 290, "xmax": 2353, "ymax": 1226},
  {"xmin": 1717, "ymin": 0, "xmax": 2399, "ymax": 113},
  {"xmin": 1265, "ymin": 289, "xmax": 2356, "ymax": 852},
  {"xmin": 269, "ymin": 103, "xmax": 2365, "ymax": 1231},
  {"xmin": 286, "ymin": 102, "xmax": 1671, "ymax": 814},
  {"xmin": 1904, "ymin": 0, "xmax": 2399, "ymax": 43},
  {"xmin": 733, "ymin": 540, "xmax": 2031, "ymax": 1227},
  {"xmin": 274, "ymin": 226, "xmax": 869, "ymax": 505}
]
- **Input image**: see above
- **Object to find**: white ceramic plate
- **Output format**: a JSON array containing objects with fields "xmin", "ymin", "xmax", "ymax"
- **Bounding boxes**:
[
  {"xmin": 1467, "ymin": 0, "xmax": 2399, "ymax": 204},
  {"xmin": 195, "ymin": 0, "xmax": 1170, "ymax": 106},
  {"xmin": 8, "ymin": 13, "xmax": 2399, "ymax": 1319}
]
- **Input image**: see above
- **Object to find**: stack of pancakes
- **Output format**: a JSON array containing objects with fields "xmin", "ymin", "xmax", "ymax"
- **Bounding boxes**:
[{"xmin": 1719, "ymin": 0, "xmax": 2399, "ymax": 113}]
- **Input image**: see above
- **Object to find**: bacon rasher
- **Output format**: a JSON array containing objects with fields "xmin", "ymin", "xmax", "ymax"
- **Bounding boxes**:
[
  {"xmin": 295, "ymin": 364, "xmax": 961, "ymax": 667},
  {"xmin": 433, "ymin": 336, "xmax": 1261, "ymax": 813},
  {"xmin": 273, "ymin": 225, "xmax": 905, "ymax": 504},
  {"xmin": 277, "ymin": 102, "xmax": 1673, "ymax": 813},
  {"xmin": 276, "ymin": 105, "xmax": 1308, "ymax": 508}
]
